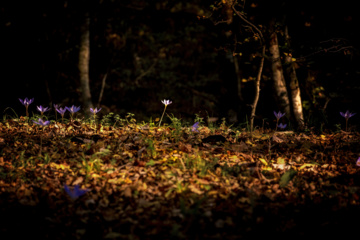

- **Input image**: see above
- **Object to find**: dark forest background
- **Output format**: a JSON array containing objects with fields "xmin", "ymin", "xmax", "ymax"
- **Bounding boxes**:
[{"xmin": 1, "ymin": 0, "xmax": 359, "ymax": 130}]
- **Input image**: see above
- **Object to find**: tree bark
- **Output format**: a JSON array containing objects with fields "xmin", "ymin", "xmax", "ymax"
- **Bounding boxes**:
[
  {"xmin": 269, "ymin": 31, "xmax": 291, "ymax": 118},
  {"xmin": 79, "ymin": 10, "xmax": 93, "ymax": 115},
  {"xmin": 284, "ymin": 26, "xmax": 304, "ymax": 128},
  {"xmin": 233, "ymin": 54, "xmax": 243, "ymax": 102}
]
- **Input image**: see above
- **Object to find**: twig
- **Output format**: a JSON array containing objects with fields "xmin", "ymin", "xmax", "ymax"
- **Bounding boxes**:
[
  {"xmin": 179, "ymin": 158, "xmax": 186, "ymax": 170},
  {"xmin": 256, "ymin": 161, "xmax": 271, "ymax": 183},
  {"xmin": 134, "ymin": 58, "xmax": 158, "ymax": 85},
  {"xmin": 97, "ymin": 70, "xmax": 108, "ymax": 108}
]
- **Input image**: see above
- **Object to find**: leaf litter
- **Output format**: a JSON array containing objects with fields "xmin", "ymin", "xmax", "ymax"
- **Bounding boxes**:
[{"xmin": 1, "ymin": 119, "xmax": 360, "ymax": 239}]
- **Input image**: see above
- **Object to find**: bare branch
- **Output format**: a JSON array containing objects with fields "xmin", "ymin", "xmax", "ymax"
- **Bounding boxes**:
[
  {"xmin": 296, "ymin": 38, "xmax": 355, "ymax": 62},
  {"xmin": 231, "ymin": 4, "xmax": 264, "ymax": 44},
  {"xmin": 134, "ymin": 58, "xmax": 158, "ymax": 86}
]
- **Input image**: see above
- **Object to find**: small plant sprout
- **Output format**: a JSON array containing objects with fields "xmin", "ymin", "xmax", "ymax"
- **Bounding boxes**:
[
  {"xmin": 90, "ymin": 107, "xmax": 101, "ymax": 115},
  {"xmin": 192, "ymin": 122, "xmax": 199, "ymax": 132},
  {"xmin": 277, "ymin": 123, "xmax": 287, "ymax": 130},
  {"xmin": 64, "ymin": 184, "xmax": 88, "ymax": 200},
  {"xmin": 32, "ymin": 118, "xmax": 50, "ymax": 155},
  {"xmin": 37, "ymin": 105, "xmax": 50, "ymax": 116},
  {"xmin": 56, "ymin": 107, "xmax": 67, "ymax": 123},
  {"xmin": 67, "ymin": 105, "xmax": 81, "ymax": 120},
  {"xmin": 356, "ymin": 157, "xmax": 360, "ymax": 167},
  {"xmin": 90, "ymin": 107, "xmax": 101, "ymax": 127},
  {"xmin": 340, "ymin": 110, "xmax": 356, "ymax": 132},
  {"xmin": 274, "ymin": 111, "xmax": 286, "ymax": 131},
  {"xmin": 19, "ymin": 97, "xmax": 34, "ymax": 118},
  {"xmin": 159, "ymin": 99, "xmax": 172, "ymax": 127}
]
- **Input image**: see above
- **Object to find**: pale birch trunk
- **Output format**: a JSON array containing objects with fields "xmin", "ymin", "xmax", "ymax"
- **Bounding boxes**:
[
  {"xmin": 284, "ymin": 26, "xmax": 304, "ymax": 128},
  {"xmin": 269, "ymin": 31, "xmax": 291, "ymax": 118},
  {"xmin": 79, "ymin": 10, "xmax": 93, "ymax": 115}
]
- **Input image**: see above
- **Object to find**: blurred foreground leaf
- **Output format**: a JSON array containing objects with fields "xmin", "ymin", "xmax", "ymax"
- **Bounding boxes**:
[{"xmin": 279, "ymin": 168, "xmax": 297, "ymax": 187}]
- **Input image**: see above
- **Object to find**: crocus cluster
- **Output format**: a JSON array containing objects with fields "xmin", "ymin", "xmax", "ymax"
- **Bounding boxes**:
[
  {"xmin": 53, "ymin": 105, "xmax": 81, "ymax": 122},
  {"xmin": 274, "ymin": 111, "xmax": 286, "ymax": 131}
]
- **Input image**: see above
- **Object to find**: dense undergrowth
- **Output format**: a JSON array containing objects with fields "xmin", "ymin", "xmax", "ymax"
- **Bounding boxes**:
[{"xmin": 1, "ymin": 113, "xmax": 360, "ymax": 239}]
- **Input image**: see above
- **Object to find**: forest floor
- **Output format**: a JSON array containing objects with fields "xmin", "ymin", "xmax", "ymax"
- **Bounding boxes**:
[{"xmin": 1, "ymin": 117, "xmax": 360, "ymax": 239}]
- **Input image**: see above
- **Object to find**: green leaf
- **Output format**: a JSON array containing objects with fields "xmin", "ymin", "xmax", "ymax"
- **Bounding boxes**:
[
  {"xmin": 279, "ymin": 168, "xmax": 297, "ymax": 188},
  {"xmin": 146, "ymin": 160, "xmax": 156, "ymax": 166}
]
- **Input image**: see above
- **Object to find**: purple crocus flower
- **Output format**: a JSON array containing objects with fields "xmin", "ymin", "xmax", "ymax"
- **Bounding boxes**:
[
  {"xmin": 277, "ymin": 123, "xmax": 287, "ymax": 130},
  {"xmin": 64, "ymin": 184, "xmax": 88, "ymax": 200},
  {"xmin": 274, "ymin": 111, "xmax": 286, "ymax": 120},
  {"xmin": 67, "ymin": 105, "xmax": 81, "ymax": 114},
  {"xmin": 32, "ymin": 118, "xmax": 50, "ymax": 126},
  {"xmin": 90, "ymin": 107, "xmax": 101, "ymax": 114},
  {"xmin": 66, "ymin": 105, "xmax": 81, "ymax": 120},
  {"xmin": 37, "ymin": 105, "xmax": 50, "ymax": 115},
  {"xmin": 56, "ymin": 107, "xmax": 67, "ymax": 116},
  {"xmin": 192, "ymin": 122, "xmax": 199, "ymax": 132},
  {"xmin": 340, "ymin": 110, "xmax": 356, "ymax": 119},
  {"xmin": 56, "ymin": 107, "xmax": 67, "ymax": 122},
  {"xmin": 356, "ymin": 157, "xmax": 360, "ymax": 167},
  {"xmin": 19, "ymin": 97, "xmax": 34, "ymax": 107},
  {"xmin": 19, "ymin": 97, "xmax": 34, "ymax": 117},
  {"xmin": 340, "ymin": 110, "xmax": 356, "ymax": 132}
]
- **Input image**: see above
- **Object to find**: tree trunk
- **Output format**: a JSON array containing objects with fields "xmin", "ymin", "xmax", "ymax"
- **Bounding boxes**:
[
  {"xmin": 79, "ymin": 10, "xmax": 93, "ymax": 115},
  {"xmin": 233, "ymin": 55, "xmax": 243, "ymax": 102},
  {"xmin": 269, "ymin": 31, "xmax": 291, "ymax": 118},
  {"xmin": 231, "ymin": 4, "xmax": 266, "ymax": 134},
  {"xmin": 233, "ymin": 54, "xmax": 244, "ymax": 122},
  {"xmin": 284, "ymin": 26, "xmax": 304, "ymax": 128}
]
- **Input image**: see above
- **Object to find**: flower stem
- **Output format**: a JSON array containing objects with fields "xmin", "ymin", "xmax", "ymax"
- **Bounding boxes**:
[
  {"xmin": 159, "ymin": 106, "xmax": 167, "ymax": 127},
  {"xmin": 39, "ymin": 134, "xmax": 42, "ymax": 156},
  {"xmin": 93, "ymin": 114, "xmax": 97, "ymax": 131},
  {"xmin": 346, "ymin": 119, "xmax": 348, "ymax": 132}
]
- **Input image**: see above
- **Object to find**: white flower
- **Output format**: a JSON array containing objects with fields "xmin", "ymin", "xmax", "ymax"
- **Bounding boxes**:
[{"xmin": 161, "ymin": 99, "xmax": 172, "ymax": 106}]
